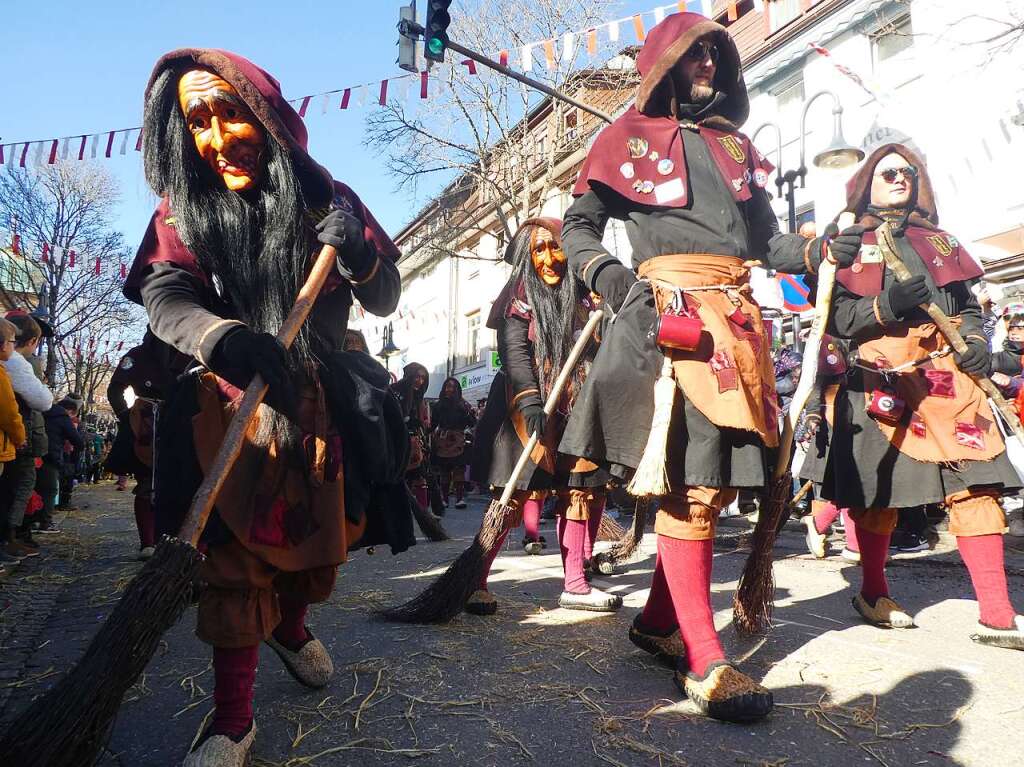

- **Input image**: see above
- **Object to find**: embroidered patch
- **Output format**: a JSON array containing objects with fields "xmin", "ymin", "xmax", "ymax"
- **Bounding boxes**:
[
  {"xmin": 627, "ymin": 137, "xmax": 649, "ymax": 159},
  {"xmin": 717, "ymin": 135, "xmax": 746, "ymax": 164},
  {"xmin": 954, "ymin": 422, "xmax": 986, "ymax": 450},
  {"xmin": 920, "ymin": 368, "xmax": 955, "ymax": 398},
  {"xmin": 910, "ymin": 413, "xmax": 927, "ymax": 437},
  {"xmin": 926, "ymin": 234, "xmax": 953, "ymax": 258},
  {"xmin": 710, "ymin": 350, "xmax": 738, "ymax": 393},
  {"xmin": 654, "ymin": 177, "xmax": 686, "ymax": 204}
]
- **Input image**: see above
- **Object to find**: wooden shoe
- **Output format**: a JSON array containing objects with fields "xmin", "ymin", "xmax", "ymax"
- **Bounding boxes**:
[
  {"xmin": 183, "ymin": 719, "xmax": 255, "ymax": 766},
  {"xmin": 265, "ymin": 630, "xmax": 334, "ymax": 689},
  {"xmin": 673, "ymin": 661, "xmax": 773, "ymax": 723},
  {"xmin": 802, "ymin": 516, "xmax": 827, "ymax": 559},
  {"xmin": 852, "ymin": 594, "xmax": 916, "ymax": 628},
  {"xmin": 558, "ymin": 587, "xmax": 622, "ymax": 612},
  {"xmin": 465, "ymin": 589, "xmax": 497, "ymax": 616},
  {"xmin": 628, "ymin": 614, "xmax": 686, "ymax": 668},
  {"xmin": 971, "ymin": 615, "xmax": 1024, "ymax": 650}
]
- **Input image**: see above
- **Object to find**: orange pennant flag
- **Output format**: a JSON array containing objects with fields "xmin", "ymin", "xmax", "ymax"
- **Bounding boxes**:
[
  {"xmin": 542, "ymin": 40, "xmax": 556, "ymax": 69},
  {"xmin": 586, "ymin": 29, "xmax": 597, "ymax": 56},
  {"xmin": 632, "ymin": 14, "xmax": 646, "ymax": 42}
]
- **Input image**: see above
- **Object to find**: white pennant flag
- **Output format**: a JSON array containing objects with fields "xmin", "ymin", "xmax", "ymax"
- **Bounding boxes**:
[
  {"xmin": 356, "ymin": 85, "xmax": 367, "ymax": 108},
  {"xmin": 90, "ymin": 134, "xmax": 99, "ymax": 159},
  {"xmin": 51, "ymin": 245, "xmax": 63, "ymax": 262},
  {"xmin": 521, "ymin": 44, "xmax": 534, "ymax": 72},
  {"xmin": 33, "ymin": 142, "xmax": 44, "ymax": 166},
  {"xmin": 654, "ymin": 7, "xmax": 666, "ymax": 24},
  {"xmin": 6, "ymin": 144, "xmax": 16, "ymax": 166},
  {"xmin": 752, "ymin": 0, "xmax": 764, "ymax": 11},
  {"xmin": 397, "ymin": 78, "xmax": 411, "ymax": 101},
  {"xmin": 700, "ymin": 0, "xmax": 712, "ymax": 15},
  {"xmin": 562, "ymin": 32, "xmax": 575, "ymax": 62},
  {"xmin": 321, "ymin": 93, "xmax": 331, "ymax": 114},
  {"xmin": 61, "ymin": 137, "xmax": 70, "ymax": 160},
  {"xmin": 608, "ymin": 20, "xmax": 620, "ymax": 42},
  {"xmin": 119, "ymin": 130, "xmax": 129, "ymax": 155}
]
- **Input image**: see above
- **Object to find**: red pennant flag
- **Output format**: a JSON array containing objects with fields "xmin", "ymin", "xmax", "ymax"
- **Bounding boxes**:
[
  {"xmin": 498, "ymin": 50, "xmax": 509, "ymax": 67},
  {"xmin": 77, "ymin": 135, "xmax": 87, "ymax": 161},
  {"xmin": 41, "ymin": 242, "xmax": 50, "ymax": 262},
  {"xmin": 104, "ymin": 131, "xmax": 115, "ymax": 158},
  {"xmin": 135, "ymin": 130, "xmax": 144, "ymax": 151},
  {"xmin": 461, "ymin": 59, "xmax": 477, "ymax": 75},
  {"xmin": 11, "ymin": 234, "xmax": 20, "ymax": 255},
  {"xmin": 298, "ymin": 96, "xmax": 311, "ymax": 117},
  {"xmin": 69, "ymin": 250, "xmax": 76, "ymax": 268},
  {"xmin": 19, "ymin": 143, "xmax": 29, "ymax": 167},
  {"xmin": 117, "ymin": 340, "xmax": 124, "ymax": 351},
  {"xmin": 0, "ymin": 145, "xmax": 4, "ymax": 164},
  {"xmin": 339, "ymin": 88, "xmax": 351, "ymax": 109},
  {"xmin": 94, "ymin": 257, "xmax": 101, "ymax": 275},
  {"xmin": 378, "ymin": 79, "xmax": 389, "ymax": 105},
  {"xmin": 420, "ymin": 72, "xmax": 429, "ymax": 99},
  {"xmin": 120, "ymin": 263, "xmax": 127, "ymax": 279},
  {"xmin": 632, "ymin": 14, "xmax": 646, "ymax": 42},
  {"xmin": 48, "ymin": 140, "xmax": 58, "ymax": 164}
]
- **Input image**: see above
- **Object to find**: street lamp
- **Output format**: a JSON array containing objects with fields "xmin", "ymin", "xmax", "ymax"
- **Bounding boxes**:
[{"xmin": 377, "ymin": 322, "xmax": 401, "ymax": 371}]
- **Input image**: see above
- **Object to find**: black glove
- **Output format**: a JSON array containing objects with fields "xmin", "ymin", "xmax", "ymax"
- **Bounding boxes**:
[
  {"xmin": 519, "ymin": 402, "xmax": 546, "ymax": 439},
  {"xmin": 592, "ymin": 261, "xmax": 637, "ymax": 313},
  {"xmin": 887, "ymin": 275, "xmax": 931, "ymax": 318},
  {"xmin": 954, "ymin": 336, "xmax": 991, "ymax": 376},
  {"xmin": 316, "ymin": 209, "xmax": 373, "ymax": 276},
  {"xmin": 818, "ymin": 223, "xmax": 865, "ymax": 268},
  {"xmin": 211, "ymin": 327, "xmax": 297, "ymax": 415}
]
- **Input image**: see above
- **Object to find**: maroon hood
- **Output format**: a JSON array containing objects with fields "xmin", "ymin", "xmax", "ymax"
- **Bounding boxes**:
[
  {"xmin": 146, "ymin": 48, "xmax": 334, "ymax": 206},
  {"xmin": 635, "ymin": 12, "xmax": 748, "ymax": 127}
]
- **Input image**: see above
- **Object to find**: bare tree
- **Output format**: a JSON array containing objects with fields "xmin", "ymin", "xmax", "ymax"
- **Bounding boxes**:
[
  {"xmin": 0, "ymin": 162, "xmax": 143, "ymax": 394},
  {"xmin": 365, "ymin": 0, "xmax": 634, "ymax": 262}
]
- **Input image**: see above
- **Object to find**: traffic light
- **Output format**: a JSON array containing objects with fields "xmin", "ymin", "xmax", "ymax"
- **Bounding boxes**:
[
  {"xmin": 397, "ymin": 2, "xmax": 418, "ymax": 73},
  {"xmin": 424, "ymin": 0, "xmax": 453, "ymax": 63}
]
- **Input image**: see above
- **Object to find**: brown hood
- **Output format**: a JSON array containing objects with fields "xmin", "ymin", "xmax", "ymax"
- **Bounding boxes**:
[
  {"xmin": 845, "ymin": 142, "xmax": 938, "ymax": 227},
  {"xmin": 635, "ymin": 12, "xmax": 748, "ymax": 128},
  {"xmin": 146, "ymin": 48, "xmax": 334, "ymax": 206}
]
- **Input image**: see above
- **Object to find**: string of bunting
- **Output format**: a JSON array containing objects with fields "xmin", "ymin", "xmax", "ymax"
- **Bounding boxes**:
[
  {"xmin": 0, "ymin": 1, "xmax": 764, "ymax": 167},
  {"xmin": 3, "ymin": 232, "xmax": 127, "ymax": 279}
]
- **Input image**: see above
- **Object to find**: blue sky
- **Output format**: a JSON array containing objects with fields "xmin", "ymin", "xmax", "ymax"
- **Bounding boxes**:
[{"xmin": 2, "ymin": 1, "xmax": 667, "ymax": 247}]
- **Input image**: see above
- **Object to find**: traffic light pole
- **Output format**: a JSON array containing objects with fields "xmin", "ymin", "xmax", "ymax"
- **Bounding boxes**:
[{"xmin": 400, "ymin": 20, "xmax": 612, "ymax": 125}]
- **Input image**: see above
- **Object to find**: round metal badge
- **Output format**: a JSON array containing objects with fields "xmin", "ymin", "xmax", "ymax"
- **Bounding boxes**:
[
  {"xmin": 620, "ymin": 162, "xmax": 635, "ymax": 179},
  {"xmin": 657, "ymin": 159, "xmax": 674, "ymax": 176}
]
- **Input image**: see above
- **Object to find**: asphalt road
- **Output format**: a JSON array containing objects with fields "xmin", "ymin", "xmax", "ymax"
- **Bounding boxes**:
[{"xmin": 1, "ymin": 481, "xmax": 1022, "ymax": 766}]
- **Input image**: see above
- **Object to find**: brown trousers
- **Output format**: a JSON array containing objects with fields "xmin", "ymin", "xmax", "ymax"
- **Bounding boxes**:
[
  {"xmin": 654, "ymin": 486, "xmax": 739, "ymax": 540},
  {"xmin": 197, "ymin": 537, "xmax": 337, "ymax": 648},
  {"xmin": 850, "ymin": 487, "xmax": 1006, "ymax": 537}
]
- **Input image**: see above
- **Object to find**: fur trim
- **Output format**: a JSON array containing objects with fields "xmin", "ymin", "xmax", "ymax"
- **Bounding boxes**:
[{"xmin": 845, "ymin": 142, "xmax": 938, "ymax": 226}]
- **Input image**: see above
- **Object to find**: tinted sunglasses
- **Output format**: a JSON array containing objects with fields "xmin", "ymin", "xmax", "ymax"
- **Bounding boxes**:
[
  {"xmin": 684, "ymin": 41, "xmax": 720, "ymax": 63},
  {"xmin": 876, "ymin": 165, "xmax": 918, "ymax": 183}
]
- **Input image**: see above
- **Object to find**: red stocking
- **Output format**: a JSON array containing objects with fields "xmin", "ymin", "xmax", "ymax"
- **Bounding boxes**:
[
  {"xmin": 856, "ymin": 526, "xmax": 891, "ymax": 603},
  {"xmin": 584, "ymin": 496, "xmax": 606, "ymax": 563},
  {"xmin": 273, "ymin": 596, "xmax": 310, "ymax": 651},
  {"xmin": 479, "ymin": 528, "xmax": 511, "ymax": 591},
  {"xmin": 841, "ymin": 508, "xmax": 859, "ymax": 553},
  {"xmin": 212, "ymin": 645, "xmax": 258, "ymax": 737},
  {"xmin": 957, "ymin": 534, "xmax": 1017, "ymax": 629},
  {"xmin": 522, "ymin": 499, "xmax": 541, "ymax": 541},
  {"xmin": 558, "ymin": 516, "xmax": 589, "ymax": 594},
  {"xmin": 134, "ymin": 494, "xmax": 155, "ymax": 548},
  {"xmin": 658, "ymin": 536, "xmax": 724, "ymax": 677},
  {"xmin": 812, "ymin": 502, "xmax": 841, "ymax": 535},
  {"xmin": 639, "ymin": 554, "xmax": 677, "ymax": 633}
]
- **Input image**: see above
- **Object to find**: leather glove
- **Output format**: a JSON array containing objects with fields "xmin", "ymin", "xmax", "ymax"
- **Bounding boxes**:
[
  {"xmin": 818, "ymin": 223, "xmax": 865, "ymax": 268},
  {"xmin": 518, "ymin": 402, "xmax": 546, "ymax": 439},
  {"xmin": 887, "ymin": 275, "xmax": 931, "ymax": 318},
  {"xmin": 954, "ymin": 336, "xmax": 991, "ymax": 376},
  {"xmin": 316, "ymin": 209, "xmax": 373, "ymax": 276},
  {"xmin": 592, "ymin": 261, "xmax": 637, "ymax": 313},
  {"xmin": 211, "ymin": 327, "xmax": 297, "ymax": 415}
]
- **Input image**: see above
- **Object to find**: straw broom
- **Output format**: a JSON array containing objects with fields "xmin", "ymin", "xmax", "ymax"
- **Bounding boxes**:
[
  {"xmin": 409, "ymin": 486, "xmax": 450, "ymax": 541},
  {"xmin": 591, "ymin": 498, "xmax": 649, "ymax": 575},
  {"xmin": 0, "ymin": 243, "xmax": 340, "ymax": 767},
  {"xmin": 733, "ymin": 212, "xmax": 856, "ymax": 635},
  {"xmin": 627, "ymin": 355, "xmax": 676, "ymax": 496},
  {"xmin": 384, "ymin": 309, "xmax": 604, "ymax": 623}
]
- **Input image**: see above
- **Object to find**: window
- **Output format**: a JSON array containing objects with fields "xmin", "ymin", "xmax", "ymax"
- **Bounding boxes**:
[
  {"xmin": 563, "ymin": 108, "xmax": 579, "ymax": 142},
  {"xmin": 773, "ymin": 75, "xmax": 805, "ymax": 136},
  {"xmin": 766, "ymin": 0, "xmax": 801, "ymax": 33},
  {"xmin": 466, "ymin": 311, "xmax": 481, "ymax": 364},
  {"xmin": 871, "ymin": 15, "xmax": 914, "ymax": 67}
]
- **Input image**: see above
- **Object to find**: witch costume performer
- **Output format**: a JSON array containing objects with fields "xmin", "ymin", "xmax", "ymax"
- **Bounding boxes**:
[
  {"xmin": 123, "ymin": 49, "xmax": 411, "ymax": 766},
  {"xmin": 468, "ymin": 218, "xmax": 615, "ymax": 616},
  {"xmin": 430, "ymin": 376, "xmax": 476, "ymax": 509},
  {"xmin": 557, "ymin": 12, "xmax": 864, "ymax": 722},
  {"xmin": 818, "ymin": 143, "xmax": 1022, "ymax": 649}
]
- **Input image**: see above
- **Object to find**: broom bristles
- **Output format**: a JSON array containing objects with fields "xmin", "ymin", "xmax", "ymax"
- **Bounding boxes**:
[
  {"xmin": 596, "ymin": 513, "xmax": 626, "ymax": 542},
  {"xmin": 0, "ymin": 538, "xmax": 203, "ymax": 767},
  {"xmin": 628, "ymin": 356, "xmax": 675, "ymax": 497},
  {"xmin": 383, "ymin": 498, "xmax": 520, "ymax": 623},
  {"xmin": 593, "ymin": 499, "xmax": 649, "ymax": 572},
  {"xmin": 409, "ymin": 489, "xmax": 450, "ymax": 542},
  {"xmin": 732, "ymin": 472, "xmax": 792, "ymax": 635}
]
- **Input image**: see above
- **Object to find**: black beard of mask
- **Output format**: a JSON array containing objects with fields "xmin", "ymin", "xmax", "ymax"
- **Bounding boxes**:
[
  {"xmin": 144, "ymin": 68, "xmax": 322, "ymax": 452},
  {"xmin": 509, "ymin": 230, "xmax": 589, "ymax": 402}
]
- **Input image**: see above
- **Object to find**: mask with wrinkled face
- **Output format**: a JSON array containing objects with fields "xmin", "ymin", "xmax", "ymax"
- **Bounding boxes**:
[{"xmin": 530, "ymin": 227, "xmax": 566, "ymax": 287}]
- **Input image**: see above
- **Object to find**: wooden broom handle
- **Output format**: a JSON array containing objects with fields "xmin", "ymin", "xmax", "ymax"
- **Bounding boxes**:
[
  {"xmin": 875, "ymin": 222, "xmax": 1024, "ymax": 442},
  {"xmin": 179, "ymin": 243, "xmax": 340, "ymax": 546},
  {"xmin": 496, "ymin": 309, "xmax": 604, "ymax": 508},
  {"xmin": 773, "ymin": 212, "xmax": 857, "ymax": 482}
]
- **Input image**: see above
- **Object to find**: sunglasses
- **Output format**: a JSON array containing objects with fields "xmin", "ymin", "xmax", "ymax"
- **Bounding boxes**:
[
  {"xmin": 876, "ymin": 166, "xmax": 918, "ymax": 183},
  {"xmin": 684, "ymin": 41, "xmax": 720, "ymax": 63}
]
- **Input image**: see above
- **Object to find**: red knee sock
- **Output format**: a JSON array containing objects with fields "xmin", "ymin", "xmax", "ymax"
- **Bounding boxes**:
[
  {"xmin": 558, "ymin": 516, "xmax": 589, "ymax": 594},
  {"xmin": 412, "ymin": 483, "xmax": 428, "ymax": 512},
  {"xmin": 522, "ymin": 499, "xmax": 542, "ymax": 541},
  {"xmin": 658, "ymin": 535, "xmax": 724, "ymax": 677},
  {"xmin": 857, "ymin": 527, "xmax": 891, "ymax": 603},
  {"xmin": 639, "ymin": 554, "xmax": 677, "ymax": 633},
  {"xmin": 584, "ymin": 497, "xmax": 606, "ymax": 564},
  {"xmin": 812, "ymin": 502, "xmax": 841, "ymax": 535},
  {"xmin": 957, "ymin": 534, "xmax": 1017, "ymax": 629},
  {"xmin": 273, "ymin": 597, "xmax": 310, "ymax": 651},
  {"xmin": 134, "ymin": 495, "xmax": 155, "ymax": 548},
  {"xmin": 841, "ymin": 509, "xmax": 859, "ymax": 553},
  {"xmin": 479, "ymin": 528, "xmax": 510, "ymax": 590},
  {"xmin": 212, "ymin": 645, "xmax": 257, "ymax": 737}
]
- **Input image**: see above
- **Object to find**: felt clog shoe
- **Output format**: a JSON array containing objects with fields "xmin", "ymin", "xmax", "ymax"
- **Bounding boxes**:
[
  {"xmin": 674, "ymin": 662, "xmax": 773, "ymax": 723},
  {"xmin": 183, "ymin": 720, "xmax": 255, "ymax": 767},
  {"xmin": 465, "ymin": 589, "xmax": 497, "ymax": 616},
  {"xmin": 628, "ymin": 614, "xmax": 686, "ymax": 668},
  {"xmin": 971, "ymin": 615, "xmax": 1024, "ymax": 650},
  {"xmin": 853, "ymin": 594, "xmax": 916, "ymax": 628},
  {"xmin": 265, "ymin": 630, "xmax": 334, "ymax": 689},
  {"xmin": 558, "ymin": 587, "xmax": 622, "ymax": 612}
]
